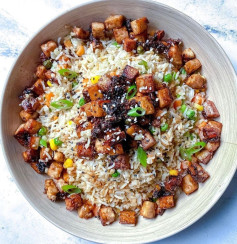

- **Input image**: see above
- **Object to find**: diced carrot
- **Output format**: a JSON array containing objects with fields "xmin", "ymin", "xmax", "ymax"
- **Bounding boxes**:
[
  {"xmin": 110, "ymin": 71, "xmax": 117, "ymax": 77},
  {"xmin": 197, "ymin": 121, "xmax": 207, "ymax": 129},
  {"xmin": 45, "ymin": 92, "xmax": 54, "ymax": 107},
  {"xmin": 53, "ymin": 116, "xmax": 58, "ymax": 121},
  {"xmin": 64, "ymin": 39, "xmax": 72, "ymax": 48},
  {"xmin": 173, "ymin": 100, "xmax": 182, "ymax": 110},
  {"xmin": 82, "ymin": 78, "xmax": 89, "ymax": 87},
  {"xmin": 76, "ymin": 45, "xmax": 85, "ymax": 56}
]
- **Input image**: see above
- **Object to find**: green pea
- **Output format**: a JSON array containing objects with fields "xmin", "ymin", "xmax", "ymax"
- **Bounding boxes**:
[
  {"xmin": 161, "ymin": 123, "xmax": 168, "ymax": 132},
  {"xmin": 186, "ymin": 109, "xmax": 195, "ymax": 120},
  {"xmin": 38, "ymin": 126, "xmax": 47, "ymax": 136},
  {"xmin": 137, "ymin": 45, "xmax": 144, "ymax": 54},
  {"xmin": 163, "ymin": 73, "xmax": 172, "ymax": 83}
]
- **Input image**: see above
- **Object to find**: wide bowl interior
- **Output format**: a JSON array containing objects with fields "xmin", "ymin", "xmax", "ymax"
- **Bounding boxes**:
[{"xmin": 1, "ymin": 0, "xmax": 237, "ymax": 243}]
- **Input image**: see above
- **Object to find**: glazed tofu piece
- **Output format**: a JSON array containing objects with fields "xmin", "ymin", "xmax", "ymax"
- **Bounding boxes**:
[
  {"xmin": 40, "ymin": 147, "xmax": 53, "ymax": 161},
  {"xmin": 14, "ymin": 124, "xmax": 30, "ymax": 147},
  {"xmin": 22, "ymin": 149, "xmax": 39, "ymax": 163},
  {"xmin": 184, "ymin": 58, "xmax": 202, "ymax": 74},
  {"xmin": 32, "ymin": 79, "xmax": 45, "ymax": 95},
  {"xmin": 123, "ymin": 38, "xmax": 137, "ymax": 52},
  {"xmin": 131, "ymin": 17, "xmax": 148, "ymax": 35},
  {"xmin": 81, "ymin": 100, "xmax": 108, "ymax": 117},
  {"xmin": 119, "ymin": 211, "xmax": 136, "ymax": 225},
  {"xmin": 76, "ymin": 121, "xmax": 93, "ymax": 137},
  {"xmin": 157, "ymin": 195, "xmax": 175, "ymax": 209},
  {"xmin": 21, "ymin": 96, "xmax": 40, "ymax": 113},
  {"xmin": 133, "ymin": 96, "xmax": 155, "ymax": 115},
  {"xmin": 95, "ymin": 139, "xmax": 124, "ymax": 155},
  {"xmin": 192, "ymin": 162, "xmax": 210, "ymax": 183},
  {"xmin": 202, "ymin": 100, "xmax": 220, "ymax": 118},
  {"xmin": 136, "ymin": 74, "xmax": 155, "ymax": 93},
  {"xmin": 140, "ymin": 201, "xmax": 156, "ymax": 219},
  {"xmin": 24, "ymin": 119, "xmax": 42, "ymax": 134},
  {"xmin": 99, "ymin": 206, "xmax": 116, "ymax": 226},
  {"xmin": 29, "ymin": 136, "xmax": 40, "ymax": 150},
  {"xmin": 157, "ymin": 88, "xmax": 173, "ymax": 108},
  {"xmin": 72, "ymin": 27, "xmax": 89, "ymax": 39},
  {"xmin": 186, "ymin": 74, "xmax": 206, "ymax": 89},
  {"xmin": 182, "ymin": 48, "xmax": 196, "ymax": 62},
  {"xmin": 44, "ymin": 179, "xmax": 59, "ymax": 201},
  {"xmin": 77, "ymin": 143, "xmax": 94, "ymax": 158},
  {"xmin": 65, "ymin": 194, "xmax": 83, "ymax": 211},
  {"xmin": 205, "ymin": 141, "xmax": 220, "ymax": 152},
  {"xmin": 130, "ymin": 31, "xmax": 147, "ymax": 42},
  {"xmin": 97, "ymin": 75, "xmax": 112, "ymax": 92},
  {"xmin": 41, "ymin": 40, "xmax": 57, "ymax": 57},
  {"xmin": 91, "ymin": 22, "xmax": 105, "ymax": 39},
  {"xmin": 196, "ymin": 149, "xmax": 213, "ymax": 164},
  {"xmin": 36, "ymin": 65, "xmax": 46, "ymax": 79},
  {"xmin": 113, "ymin": 155, "xmax": 130, "ymax": 170},
  {"xmin": 78, "ymin": 201, "xmax": 94, "ymax": 219},
  {"xmin": 87, "ymin": 84, "xmax": 103, "ymax": 101},
  {"xmin": 164, "ymin": 175, "xmax": 182, "ymax": 193},
  {"xmin": 20, "ymin": 110, "xmax": 38, "ymax": 122},
  {"xmin": 182, "ymin": 174, "xmax": 199, "ymax": 195},
  {"xmin": 199, "ymin": 121, "xmax": 222, "ymax": 142},
  {"xmin": 104, "ymin": 127, "xmax": 126, "ymax": 145},
  {"xmin": 30, "ymin": 162, "xmax": 42, "ymax": 174},
  {"xmin": 141, "ymin": 131, "xmax": 156, "ymax": 150},
  {"xmin": 168, "ymin": 45, "xmax": 183, "ymax": 68},
  {"xmin": 91, "ymin": 39, "xmax": 104, "ymax": 51},
  {"xmin": 122, "ymin": 65, "xmax": 139, "ymax": 82},
  {"xmin": 113, "ymin": 26, "xmax": 129, "ymax": 44},
  {"xmin": 53, "ymin": 151, "xmax": 65, "ymax": 163},
  {"xmin": 126, "ymin": 125, "xmax": 144, "ymax": 137},
  {"xmin": 62, "ymin": 170, "xmax": 69, "ymax": 183},
  {"xmin": 104, "ymin": 15, "xmax": 124, "ymax": 30},
  {"xmin": 191, "ymin": 93, "xmax": 205, "ymax": 105},
  {"xmin": 47, "ymin": 161, "xmax": 63, "ymax": 179}
]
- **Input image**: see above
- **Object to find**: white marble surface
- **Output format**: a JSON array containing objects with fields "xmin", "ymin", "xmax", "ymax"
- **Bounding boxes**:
[{"xmin": 0, "ymin": 0, "xmax": 236, "ymax": 243}]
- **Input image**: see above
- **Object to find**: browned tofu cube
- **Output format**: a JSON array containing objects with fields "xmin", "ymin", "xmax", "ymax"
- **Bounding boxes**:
[
  {"xmin": 133, "ymin": 96, "xmax": 155, "ymax": 115},
  {"xmin": 97, "ymin": 75, "xmax": 112, "ymax": 92},
  {"xmin": 36, "ymin": 65, "xmax": 46, "ymax": 79},
  {"xmin": 24, "ymin": 119, "xmax": 42, "ymax": 134},
  {"xmin": 105, "ymin": 15, "xmax": 124, "ymax": 30},
  {"xmin": 126, "ymin": 125, "xmax": 144, "ymax": 137},
  {"xmin": 123, "ymin": 38, "xmax": 137, "ymax": 52},
  {"xmin": 77, "ymin": 143, "xmax": 94, "ymax": 158},
  {"xmin": 47, "ymin": 161, "xmax": 63, "ymax": 179},
  {"xmin": 130, "ymin": 31, "xmax": 147, "ymax": 42},
  {"xmin": 182, "ymin": 48, "xmax": 196, "ymax": 62},
  {"xmin": 155, "ymin": 30, "xmax": 165, "ymax": 40},
  {"xmin": 14, "ymin": 123, "xmax": 30, "ymax": 147},
  {"xmin": 122, "ymin": 65, "xmax": 139, "ymax": 82},
  {"xmin": 76, "ymin": 121, "xmax": 93, "ymax": 137},
  {"xmin": 196, "ymin": 149, "xmax": 213, "ymax": 164},
  {"xmin": 182, "ymin": 174, "xmax": 199, "ymax": 195},
  {"xmin": 91, "ymin": 22, "xmax": 105, "ymax": 39},
  {"xmin": 205, "ymin": 141, "xmax": 220, "ymax": 152},
  {"xmin": 72, "ymin": 27, "xmax": 89, "ymax": 39},
  {"xmin": 62, "ymin": 170, "xmax": 69, "ymax": 183},
  {"xmin": 29, "ymin": 136, "xmax": 40, "ymax": 150},
  {"xmin": 78, "ymin": 201, "xmax": 94, "ymax": 219},
  {"xmin": 168, "ymin": 45, "xmax": 183, "ymax": 68},
  {"xmin": 202, "ymin": 100, "xmax": 220, "ymax": 118},
  {"xmin": 21, "ymin": 96, "xmax": 40, "ymax": 113},
  {"xmin": 30, "ymin": 162, "xmax": 42, "ymax": 174},
  {"xmin": 22, "ymin": 149, "xmax": 39, "ymax": 163},
  {"xmin": 186, "ymin": 74, "xmax": 206, "ymax": 89},
  {"xmin": 44, "ymin": 179, "xmax": 59, "ymax": 201},
  {"xmin": 131, "ymin": 17, "xmax": 148, "ymax": 35},
  {"xmin": 104, "ymin": 127, "xmax": 126, "ymax": 145},
  {"xmin": 99, "ymin": 206, "xmax": 116, "ymax": 226},
  {"xmin": 113, "ymin": 26, "xmax": 129, "ymax": 44},
  {"xmin": 87, "ymin": 84, "xmax": 103, "ymax": 100},
  {"xmin": 53, "ymin": 151, "xmax": 65, "ymax": 163},
  {"xmin": 140, "ymin": 201, "xmax": 156, "ymax": 219},
  {"xmin": 164, "ymin": 176, "xmax": 182, "ymax": 193},
  {"xmin": 20, "ymin": 110, "xmax": 38, "ymax": 122},
  {"xmin": 40, "ymin": 147, "xmax": 53, "ymax": 161},
  {"xmin": 41, "ymin": 40, "xmax": 57, "ymax": 57},
  {"xmin": 95, "ymin": 139, "xmax": 124, "ymax": 155},
  {"xmin": 91, "ymin": 39, "xmax": 104, "ymax": 51},
  {"xmin": 119, "ymin": 211, "xmax": 136, "ymax": 225},
  {"xmin": 184, "ymin": 58, "xmax": 202, "ymax": 74},
  {"xmin": 136, "ymin": 74, "xmax": 155, "ymax": 93},
  {"xmin": 65, "ymin": 194, "xmax": 83, "ymax": 211},
  {"xmin": 192, "ymin": 162, "xmax": 210, "ymax": 183},
  {"xmin": 141, "ymin": 131, "xmax": 156, "ymax": 150},
  {"xmin": 199, "ymin": 121, "xmax": 222, "ymax": 142},
  {"xmin": 158, "ymin": 195, "xmax": 175, "ymax": 209},
  {"xmin": 113, "ymin": 155, "xmax": 130, "ymax": 170},
  {"xmin": 92, "ymin": 204, "xmax": 100, "ymax": 217},
  {"xmin": 157, "ymin": 88, "xmax": 173, "ymax": 108},
  {"xmin": 32, "ymin": 79, "xmax": 45, "ymax": 95},
  {"xmin": 81, "ymin": 100, "xmax": 108, "ymax": 117}
]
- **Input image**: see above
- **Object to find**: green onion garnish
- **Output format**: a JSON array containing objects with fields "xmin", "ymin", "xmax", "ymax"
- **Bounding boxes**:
[
  {"xmin": 79, "ymin": 97, "xmax": 86, "ymax": 107},
  {"xmin": 112, "ymin": 41, "xmax": 120, "ymax": 48},
  {"xmin": 186, "ymin": 109, "xmax": 195, "ymax": 120},
  {"xmin": 58, "ymin": 69, "xmax": 78, "ymax": 80},
  {"xmin": 50, "ymin": 99, "xmax": 73, "ymax": 110},
  {"xmin": 172, "ymin": 72, "xmax": 177, "ymax": 80},
  {"xmin": 72, "ymin": 81, "xmax": 78, "ymax": 88},
  {"xmin": 160, "ymin": 123, "xmax": 168, "ymax": 132},
  {"xmin": 126, "ymin": 84, "xmax": 137, "ymax": 99},
  {"xmin": 112, "ymin": 170, "xmax": 120, "ymax": 177},
  {"xmin": 54, "ymin": 137, "xmax": 63, "ymax": 146},
  {"xmin": 180, "ymin": 104, "xmax": 187, "ymax": 113},
  {"xmin": 40, "ymin": 139, "xmax": 47, "ymax": 147},
  {"xmin": 163, "ymin": 73, "xmax": 173, "ymax": 83},
  {"xmin": 176, "ymin": 94, "xmax": 181, "ymax": 98},
  {"xmin": 149, "ymin": 126, "xmax": 156, "ymax": 135},
  {"xmin": 180, "ymin": 67, "xmax": 187, "ymax": 75},
  {"xmin": 138, "ymin": 60, "xmax": 148, "ymax": 70},
  {"xmin": 180, "ymin": 141, "xmax": 206, "ymax": 161},
  {"xmin": 38, "ymin": 126, "xmax": 47, "ymax": 136},
  {"xmin": 137, "ymin": 146, "xmax": 147, "ymax": 167},
  {"xmin": 127, "ymin": 107, "xmax": 146, "ymax": 117},
  {"xmin": 62, "ymin": 185, "xmax": 81, "ymax": 194},
  {"xmin": 43, "ymin": 60, "xmax": 52, "ymax": 69}
]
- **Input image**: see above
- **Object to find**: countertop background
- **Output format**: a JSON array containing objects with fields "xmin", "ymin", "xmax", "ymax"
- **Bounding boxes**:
[{"xmin": 0, "ymin": 0, "xmax": 236, "ymax": 243}]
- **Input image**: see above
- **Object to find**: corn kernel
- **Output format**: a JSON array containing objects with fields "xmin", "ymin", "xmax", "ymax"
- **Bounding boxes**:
[
  {"xmin": 91, "ymin": 75, "xmax": 101, "ymax": 84},
  {"xmin": 155, "ymin": 184, "xmax": 161, "ymax": 191},
  {"xmin": 194, "ymin": 103, "xmax": 204, "ymax": 111},
  {"xmin": 67, "ymin": 120, "xmax": 73, "ymax": 125},
  {"xmin": 64, "ymin": 158, "xmax": 73, "ymax": 168},
  {"xmin": 49, "ymin": 139, "xmax": 57, "ymax": 151},
  {"xmin": 169, "ymin": 170, "xmax": 178, "ymax": 176},
  {"xmin": 47, "ymin": 80, "xmax": 53, "ymax": 87}
]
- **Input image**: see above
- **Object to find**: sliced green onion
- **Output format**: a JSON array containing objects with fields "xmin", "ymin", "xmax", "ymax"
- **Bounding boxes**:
[
  {"xmin": 126, "ymin": 84, "xmax": 137, "ymax": 99},
  {"xmin": 163, "ymin": 73, "xmax": 172, "ymax": 83},
  {"xmin": 172, "ymin": 72, "xmax": 177, "ymax": 80},
  {"xmin": 79, "ymin": 97, "xmax": 86, "ymax": 107},
  {"xmin": 62, "ymin": 185, "xmax": 81, "ymax": 194},
  {"xmin": 112, "ymin": 170, "xmax": 120, "ymax": 177},
  {"xmin": 58, "ymin": 69, "xmax": 78, "ymax": 80},
  {"xmin": 112, "ymin": 41, "xmax": 120, "ymax": 48},
  {"xmin": 180, "ymin": 104, "xmax": 187, "ymax": 113},
  {"xmin": 160, "ymin": 123, "xmax": 168, "ymax": 132},
  {"xmin": 50, "ymin": 99, "xmax": 73, "ymax": 110},
  {"xmin": 43, "ymin": 60, "xmax": 52, "ymax": 69},
  {"xmin": 137, "ymin": 146, "xmax": 147, "ymax": 167},
  {"xmin": 186, "ymin": 109, "xmax": 195, "ymax": 120},
  {"xmin": 180, "ymin": 67, "xmax": 187, "ymax": 75},
  {"xmin": 127, "ymin": 107, "xmax": 146, "ymax": 117},
  {"xmin": 38, "ymin": 126, "xmax": 47, "ymax": 136},
  {"xmin": 72, "ymin": 81, "xmax": 78, "ymax": 88},
  {"xmin": 180, "ymin": 141, "xmax": 206, "ymax": 161},
  {"xmin": 54, "ymin": 137, "xmax": 63, "ymax": 146},
  {"xmin": 138, "ymin": 60, "xmax": 148, "ymax": 70},
  {"xmin": 40, "ymin": 139, "xmax": 47, "ymax": 147},
  {"xmin": 176, "ymin": 94, "xmax": 181, "ymax": 98},
  {"xmin": 137, "ymin": 45, "xmax": 144, "ymax": 54},
  {"xmin": 149, "ymin": 126, "xmax": 156, "ymax": 135}
]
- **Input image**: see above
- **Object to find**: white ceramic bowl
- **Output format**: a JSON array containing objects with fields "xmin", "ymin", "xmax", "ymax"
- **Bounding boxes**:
[{"xmin": 1, "ymin": 0, "xmax": 237, "ymax": 243}]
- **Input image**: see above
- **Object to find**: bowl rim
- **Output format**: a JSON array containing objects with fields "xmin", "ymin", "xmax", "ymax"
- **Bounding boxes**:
[{"xmin": 1, "ymin": 0, "xmax": 237, "ymax": 243}]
